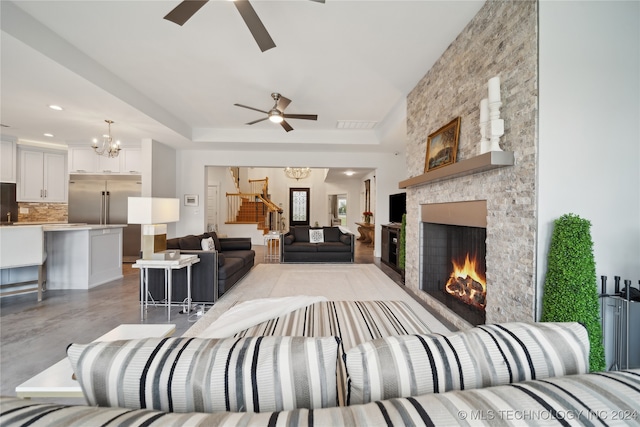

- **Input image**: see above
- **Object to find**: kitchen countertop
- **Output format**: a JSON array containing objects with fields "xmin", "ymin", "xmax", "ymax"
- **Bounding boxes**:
[
  {"xmin": 0, "ymin": 223, "xmax": 127, "ymax": 230},
  {"xmin": 43, "ymin": 224, "xmax": 127, "ymax": 231}
]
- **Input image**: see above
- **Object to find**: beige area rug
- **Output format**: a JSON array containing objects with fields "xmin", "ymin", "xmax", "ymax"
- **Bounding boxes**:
[{"xmin": 184, "ymin": 263, "xmax": 451, "ymax": 337}]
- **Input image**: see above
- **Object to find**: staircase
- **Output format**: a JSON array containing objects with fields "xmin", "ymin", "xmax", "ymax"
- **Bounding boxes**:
[
  {"xmin": 233, "ymin": 198, "xmax": 269, "ymax": 234},
  {"xmin": 225, "ymin": 174, "xmax": 283, "ymax": 234}
]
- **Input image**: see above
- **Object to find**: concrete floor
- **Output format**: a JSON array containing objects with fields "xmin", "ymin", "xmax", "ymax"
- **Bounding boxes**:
[{"xmin": 0, "ymin": 241, "xmax": 391, "ymax": 400}]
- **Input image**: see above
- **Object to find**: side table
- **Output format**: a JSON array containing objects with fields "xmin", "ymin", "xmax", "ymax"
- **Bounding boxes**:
[
  {"xmin": 133, "ymin": 255, "xmax": 200, "ymax": 321},
  {"xmin": 15, "ymin": 324, "xmax": 176, "ymax": 399},
  {"xmin": 264, "ymin": 232, "xmax": 281, "ymax": 263}
]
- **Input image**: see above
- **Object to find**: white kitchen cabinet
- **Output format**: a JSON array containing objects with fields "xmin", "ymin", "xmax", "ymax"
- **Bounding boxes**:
[
  {"xmin": 68, "ymin": 147, "xmax": 98, "ymax": 173},
  {"xmin": 0, "ymin": 139, "xmax": 17, "ymax": 182},
  {"xmin": 18, "ymin": 147, "xmax": 67, "ymax": 202},
  {"xmin": 97, "ymin": 154, "xmax": 121, "ymax": 173},
  {"xmin": 122, "ymin": 147, "xmax": 141, "ymax": 174},
  {"xmin": 68, "ymin": 146, "xmax": 139, "ymax": 174}
]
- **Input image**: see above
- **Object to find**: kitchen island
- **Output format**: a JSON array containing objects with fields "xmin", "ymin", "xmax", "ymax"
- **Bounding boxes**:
[{"xmin": 44, "ymin": 224, "xmax": 126, "ymax": 290}]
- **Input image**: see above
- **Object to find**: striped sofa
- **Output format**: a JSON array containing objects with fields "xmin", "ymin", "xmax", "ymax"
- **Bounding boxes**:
[{"xmin": 2, "ymin": 319, "xmax": 640, "ymax": 426}]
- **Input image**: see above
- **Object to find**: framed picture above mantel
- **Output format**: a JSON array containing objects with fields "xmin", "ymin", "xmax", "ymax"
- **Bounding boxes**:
[{"xmin": 424, "ymin": 117, "xmax": 461, "ymax": 173}]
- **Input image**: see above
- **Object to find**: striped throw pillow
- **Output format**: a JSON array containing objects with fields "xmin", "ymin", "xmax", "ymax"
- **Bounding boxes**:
[
  {"xmin": 346, "ymin": 322, "xmax": 589, "ymax": 405},
  {"xmin": 67, "ymin": 336, "xmax": 340, "ymax": 413}
]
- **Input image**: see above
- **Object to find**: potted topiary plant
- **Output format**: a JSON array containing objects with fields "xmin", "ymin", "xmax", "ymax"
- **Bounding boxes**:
[
  {"xmin": 398, "ymin": 213, "xmax": 406, "ymax": 282},
  {"xmin": 541, "ymin": 213, "xmax": 605, "ymax": 372}
]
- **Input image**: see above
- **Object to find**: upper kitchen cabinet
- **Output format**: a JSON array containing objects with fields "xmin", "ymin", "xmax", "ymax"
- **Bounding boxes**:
[
  {"xmin": 1, "ymin": 138, "xmax": 17, "ymax": 183},
  {"xmin": 97, "ymin": 154, "xmax": 120, "ymax": 173},
  {"xmin": 68, "ymin": 147, "xmax": 98, "ymax": 173},
  {"xmin": 18, "ymin": 147, "xmax": 67, "ymax": 202},
  {"xmin": 68, "ymin": 146, "xmax": 140, "ymax": 174},
  {"xmin": 121, "ymin": 148, "xmax": 141, "ymax": 174}
]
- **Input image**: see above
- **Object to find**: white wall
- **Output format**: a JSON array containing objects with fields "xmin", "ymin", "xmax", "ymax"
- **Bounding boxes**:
[
  {"xmin": 538, "ymin": 1, "xmax": 640, "ymax": 316},
  {"xmin": 141, "ymin": 139, "xmax": 178, "ymax": 236},
  {"xmin": 174, "ymin": 149, "xmax": 406, "ymax": 256}
]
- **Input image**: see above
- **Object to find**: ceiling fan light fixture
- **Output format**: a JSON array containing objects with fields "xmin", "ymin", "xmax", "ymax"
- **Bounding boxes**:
[{"xmin": 268, "ymin": 109, "xmax": 283, "ymax": 123}]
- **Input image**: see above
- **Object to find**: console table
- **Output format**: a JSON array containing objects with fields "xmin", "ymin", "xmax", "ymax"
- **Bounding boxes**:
[
  {"xmin": 15, "ymin": 324, "xmax": 176, "ymax": 399},
  {"xmin": 133, "ymin": 255, "xmax": 200, "ymax": 321},
  {"xmin": 355, "ymin": 222, "xmax": 375, "ymax": 246}
]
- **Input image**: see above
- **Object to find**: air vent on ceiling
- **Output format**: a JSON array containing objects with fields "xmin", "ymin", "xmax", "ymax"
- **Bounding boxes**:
[{"xmin": 336, "ymin": 120, "xmax": 377, "ymax": 130}]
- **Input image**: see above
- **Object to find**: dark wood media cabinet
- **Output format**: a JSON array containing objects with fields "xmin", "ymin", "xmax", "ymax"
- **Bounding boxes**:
[{"xmin": 381, "ymin": 223, "xmax": 402, "ymax": 273}]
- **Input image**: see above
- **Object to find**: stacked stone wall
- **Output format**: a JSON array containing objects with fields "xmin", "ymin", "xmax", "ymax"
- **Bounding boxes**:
[
  {"xmin": 17, "ymin": 202, "xmax": 68, "ymax": 223},
  {"xmin": 404, "ymin": 0, "xmax": 538, "ymax": 326}
]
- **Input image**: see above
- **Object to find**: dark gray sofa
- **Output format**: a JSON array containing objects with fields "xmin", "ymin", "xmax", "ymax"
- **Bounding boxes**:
[
  {"xmin": 145, "ymin": 232, "xmax": 254, "ymax": 304},
  {"xmin": 281, "ymin": 226, "xmax": 354, "ymax": 263}
]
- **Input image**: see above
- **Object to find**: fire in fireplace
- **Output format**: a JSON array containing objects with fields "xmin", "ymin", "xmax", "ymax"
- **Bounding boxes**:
[
  {"xmin": 445, "ymin": 252, "xmax": 486, "ymax": 310},
  {"xmin": 420, "ymin": 200, "xmax": 488, "ymax": 325}
]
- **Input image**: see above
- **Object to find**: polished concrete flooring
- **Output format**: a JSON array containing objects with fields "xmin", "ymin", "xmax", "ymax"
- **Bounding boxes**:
[{"xmin": 0, "ymin": 241, "xmax": 404, "ymax": 400}]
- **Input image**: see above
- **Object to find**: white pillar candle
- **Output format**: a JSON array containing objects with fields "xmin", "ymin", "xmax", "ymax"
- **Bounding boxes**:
[
  {"xmin": 480, "ymin": 98, "xmax": 489, "ymax": 122},
  {"xmin": 488, "ymin": 76, "xmax": 501, "ymax": 103}
]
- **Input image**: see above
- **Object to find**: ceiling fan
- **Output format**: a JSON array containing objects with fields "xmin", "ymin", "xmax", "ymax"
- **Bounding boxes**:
[
  {"xmin": 164, "ymin": 0, "xmax": 324, "ymax": 52},
  {"xmin": 234, "ymin": 93, "xmax": 318, "ymax": 132}
]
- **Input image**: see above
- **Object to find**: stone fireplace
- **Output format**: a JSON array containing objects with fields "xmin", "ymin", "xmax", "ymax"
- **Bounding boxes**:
[
  {"xmin": 402, "ymin": 1, "xmax": 537, "ymax": 329},
  {"xmin": 420, "ymin": 201, "xmax": 487, "ymax": 325}
]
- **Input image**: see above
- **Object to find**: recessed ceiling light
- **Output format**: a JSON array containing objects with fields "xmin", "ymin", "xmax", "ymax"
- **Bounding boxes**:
[
  {"xmin": 48, "ymin": 105, "xmax": 64, "ymax": 111},
  {"xmin": 344, "ymin": 171, "xmax": 356, "ymax": 176},
  {"xmin": 43, "ymin": 133, "xmax": 54, "ymax": 137}
]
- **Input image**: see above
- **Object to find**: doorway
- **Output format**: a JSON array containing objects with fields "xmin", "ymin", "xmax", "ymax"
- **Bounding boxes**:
[
  {"xmin": 289, "ymin": 188, "xmax": 310, "ymax": 226},
  {"xmin": 328, "ymin": 194, "xmax": 347, "ymax": 226},
  {"xmin": 207, "ymin": 184, "xmax": 220, "ymax": 232}
]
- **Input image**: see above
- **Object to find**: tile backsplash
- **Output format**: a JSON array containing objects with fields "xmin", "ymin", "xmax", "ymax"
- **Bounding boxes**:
[{"xmin": 17, "ymin": 202, "xmax": 68, "ymax": 223}]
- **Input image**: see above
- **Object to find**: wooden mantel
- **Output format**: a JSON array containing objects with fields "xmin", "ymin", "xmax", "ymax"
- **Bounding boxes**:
[{"xmin": 398, "ymin": 151, "xmax": 515, "ymax": 189}]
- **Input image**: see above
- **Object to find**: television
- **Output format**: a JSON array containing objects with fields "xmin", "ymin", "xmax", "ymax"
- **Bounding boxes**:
[{"xmin": 389, "ymin": 192, "xmax": 406, "ymax": 224}]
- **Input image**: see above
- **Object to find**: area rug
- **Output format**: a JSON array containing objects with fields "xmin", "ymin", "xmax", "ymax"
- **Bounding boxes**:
[{"xmin": 184, "ymin": 263, "xmax": 451, "ymax": 337}]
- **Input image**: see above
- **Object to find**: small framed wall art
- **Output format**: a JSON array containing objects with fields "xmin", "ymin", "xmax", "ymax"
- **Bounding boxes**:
[
  {"xmin": 424, "ymin": 117, "xmax": 461, "ymax": 172},
  {"xmin": 184, "ymin": 194, "xmax": 199, "ymax": 207}
]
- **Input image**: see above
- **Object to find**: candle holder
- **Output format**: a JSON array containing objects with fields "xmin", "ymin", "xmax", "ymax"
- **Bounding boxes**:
[
  {"xmin": 479, "ymin": 98, "xmax": 490, "ymax": 154},
  {"xmin": 479, "ymin": 121, "xmax": 490, "ymax": 154},
  {"xmin": 489, "ymin": 100, "xmax": 504, "ymax": 152}
]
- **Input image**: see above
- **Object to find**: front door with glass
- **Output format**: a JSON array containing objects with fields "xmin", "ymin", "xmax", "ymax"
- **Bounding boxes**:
[{"xmin": 289, "ymin": 188, "xmax": 310, "ymax": 226}]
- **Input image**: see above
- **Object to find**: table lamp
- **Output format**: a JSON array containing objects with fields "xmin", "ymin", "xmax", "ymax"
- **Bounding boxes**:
[{"xmin": 128, "ymin": 197, "xmax": 180, "ymax": 259}]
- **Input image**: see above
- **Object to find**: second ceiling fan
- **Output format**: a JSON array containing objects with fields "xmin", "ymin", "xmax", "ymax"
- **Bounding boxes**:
[
  {"xmin": 235, "ymin": 93, "xmax": 318, "ymax": 132},
  {"xmin": 164, "ymin": 0, "xmax": 324, "ymax": 52}
]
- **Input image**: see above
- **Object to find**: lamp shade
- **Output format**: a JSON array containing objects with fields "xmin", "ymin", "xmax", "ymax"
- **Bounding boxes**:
[{"xmin": 127, "ymin": 197, "xmax": 180, "ymax": 224}]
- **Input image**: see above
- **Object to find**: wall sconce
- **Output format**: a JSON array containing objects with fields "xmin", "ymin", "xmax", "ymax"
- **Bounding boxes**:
[{"xmin": 128, "ymin": 197, "xmax": 180, "ymax": 260}]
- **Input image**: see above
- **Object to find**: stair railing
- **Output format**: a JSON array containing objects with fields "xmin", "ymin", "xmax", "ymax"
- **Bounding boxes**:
[
  {"xmin": 225, "ymin": 193, "xmax": 282, "ymax": 223},
  {"xmin": 226, "ymin": 177, "xmax": 283, "ymax": 230},
  {"xmin": 248, "ymin": 177, "xmax": 268, "ymax": 198}
]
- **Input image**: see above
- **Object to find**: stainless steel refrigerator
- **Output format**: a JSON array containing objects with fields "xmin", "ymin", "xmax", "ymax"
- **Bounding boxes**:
[{"xmin": 68, "ymin": 174, "xmax": 142, "ymax": 261}]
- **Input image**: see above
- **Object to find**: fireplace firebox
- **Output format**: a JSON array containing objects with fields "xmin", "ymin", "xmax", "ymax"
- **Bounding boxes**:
[{"xmin": 420, "ymin": 201, "xmax": 487, "ymax": 325}]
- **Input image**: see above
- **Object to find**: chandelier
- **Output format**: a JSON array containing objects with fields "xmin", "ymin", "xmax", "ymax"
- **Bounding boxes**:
[
  {"xmin": 284, "ymin": 167, "xmax": 311, "ymax": 181},
  {"xmin": 92, "ymin": 119, "xmax": 121, "ymax": 158}
]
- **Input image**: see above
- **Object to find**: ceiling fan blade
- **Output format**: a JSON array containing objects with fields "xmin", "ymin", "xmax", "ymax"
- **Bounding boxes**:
[
  {"xmin": 164, "ymin": 0, "xmax": 209, "ymax": 26},
  {"xmin": 283, "ymin": 114, "xmax": 318, "ymax": 121},
  {"xmin": 246, "ymin": 117, "xmax": 269, "ymax": 125},
  {"xmin": 234, "ymin": 103, "xmax": 268, "ymax": 114},
  {"xmin": 309, "ymin": 0, "xmax": 325, "ymax": 3},
  {"xmin": 277, "ymin": 95, "xmax": 291, "ymax": 112},
  {"xmin": 233, "ymin": 0, "xmax": 276, "ymax": 52},
  {"xmin": 281, "ymin": 120, "xmax": 294, "ymax": 132}
]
